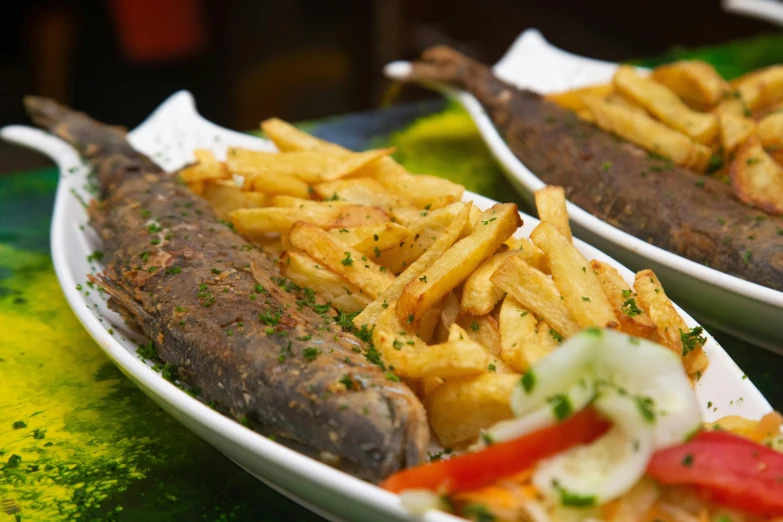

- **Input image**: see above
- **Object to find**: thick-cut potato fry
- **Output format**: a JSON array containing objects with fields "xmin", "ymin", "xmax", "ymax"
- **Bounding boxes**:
[
  {"xmin": 202, "ymin": 180, "xmax": 270, "ymax": 220},
  {"xmin": 613, "ymin": 66, "xmax": 719, "ymax": 144},
  {"xmin": 461, "ymin": 251, "xmax": 523, "ymax": 316},
  {"xmin": 226, "ymin": 148, "xmax": 393, "ymax": 184},
  {"xmin": 397, "ymin": 204, "xmax": 521, "ymax": 327},
  {"xmin": 418, "ymin": 302, "xmax": 443, "ymax": 344},
  {"xmin": 289, "ymin": 222, "xmax": 394, "ymax": 300},
  {"xmin": 604, "ymin": 92, "xmax": 648, "ymax": 116},
  {"xmin": 732, "ymin": 65, "xmax": 783, "ymax": 111},
  {"xmin": 498, "ymin": 296, "xmax": 556, "ymax": 373},
  {"xmin": 714, "ymin": 94, "xmax": 748, "ymax": 119},
  {"xmin": 380, "ymin": 203, "xmax": 472, "ymax": 273},
  {"xmin": 278, "ymin": 250, "xmax": 370, "ymax": 312},
  {"xmin": 503, "ymin": 236, "xmax": 550, "ymax": 274},
  {"xmin": 589, "ymin": 260, "xmax": 656, "ymax": 339},
  {"xmin": 545, "ymin": 83, "xmax": 614, "ymax": 114},
  {"xmin": 262, "ymin": 118, "xmax": 464, "ymax": 210},
  {"xmin": 313, "ymin": 177, "xmax": 408, "ymax": 211},
  {"xmin": 261, "ymin": 118, "xmax": 346, "ymax": 155},
  {"xmin": 651, "ymin": 60, "xmax": 729, "ymax": 110},
  {"xmin": 373, "ymin": 307, "xmax": 489, "ymax": 379},
  {"xmin": 534, "ymin": 186, "xmax": 572, "ymax": 242},
  {"xmin": 353, "ymin": 204, "xmax": 472, "ymax": 327},
  {"xmin": 180, "ymin": 149, "xmax": 230, "ymax": 183},
  {"xmin": 244, "ymin": 171, "xmax": 311, "ymax": 198},
  {"xmin": 634, "ymin": 269, "xmax": 708, "ymax": 376},
  {"xmin": 457, "ymin": 316, "xmax": 502, "ymax": 358},
  {"xmin": 491, "ymin": 256, "xmax": 579, "ymax": 337},
  {"xmin": 582, "ymin": 95, "xmax": 712, "ymax": 171},
  {"xmin": 531, "ymin": 222, "xmax": 618, "ymax": 329},
  {"xmin": 758, "ymin": 110, "xmax": 783, "ymax": 150},
  {"xmin": 269, "ymin": 195, "xmax": 352, "ymax": 208},
  {"xmin": 428, "ymin": 373, "xmax": 520, "ymax": 447},
  {"xmin": 229, "ymin": 206, "xmax": 389, "ymax": 235},
  {"xmin": 731, "ymin": 137, "xmax": 783, "ymax": 215},
  {"xmin": 436, "ymin": 291, "xmax": 462, "ymax": 342},
  {"xmin": 718, "ymin": 113, "xmax": 757, "ymax": 154},
  {"xmin": 328, "ymin": 222, "xmax": 413, "ymax": 258},
  {"xmin": 708, "ymin": 412, "xmax": 783, "ymax": 443}
]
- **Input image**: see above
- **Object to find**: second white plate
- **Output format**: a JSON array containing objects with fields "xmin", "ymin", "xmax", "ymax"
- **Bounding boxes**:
[{"xmin": 385, "ymin": 29, "xmax": 783, "ymax": 352}]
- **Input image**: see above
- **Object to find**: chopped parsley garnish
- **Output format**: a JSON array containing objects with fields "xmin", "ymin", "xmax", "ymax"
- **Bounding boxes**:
[
  {"xmin": 621, "ymin": 298, "xmax": 643, "ymax": 317},
  {"xmin": 488, "ymin": 363, "xmax": 496, "ymax": 372},
  {"xmin": 341, "ymin": 252, "xmax": 353, "ymax": 266},
  {"xmin": 547, "ymin": 394, "xmax": 572, "ymax": 421},
  {"xmin": 302, "ymin": 347, "xmax": 321, "ymax": 361},
  {"xmin": 385, "ymin": 372, "xmax": 401, "ymax": 382},
  {"xmin": 407, "ymin": 314, "xmax": 414, "ymax": 324},
  {"xmin": 140, "ymin": 252, "xmax": 150, "ymax": 262},
  {"xmin": 259, "ymin": 310, "xmax": 282, "ymax": 326},
  {"xmin": 419, "ymin": 275, "xmax": 427, "ymax": 283},
  {"xmin": 602, "ymin": 161, "xmax": 611, "ymax": 171},
  {"xmin": 339, "ymin": 374, "xmax": 354, "ymax": 390},
  {"xmin": 374, "ymin": 246, "xmax": 381, "ymax": 258},
  {"xmin": 147, "ymin": 223, "xmax": 162, "ymax": 233},
  {"xmin": 470, "ymin": 321, "xmax": 480, "ymax": 332},
  {"xmin": 743, "ymin": 250, "xmax": 752, "ymax": 265},
  {"xmin": 87, "ymin": 251, "xmax": 104, "ymax": 263},
  {"xmin": 680, "ymin": 326, "xmax": 706, "ymax": 355},
  {"xmin": 392, "ymin": 339, "xmax": 403, "ymax": 350},
  {"xmin": 313, "ymin": 303, "xmax": 331, "ymax": 315},
  {"xmin": 211, "ymin": 268, "xmax": 221, "ymax": 274},
  {"xmin": 136, "ymin": 341, "xmax": 158, "ymax": 360},
  {"xmin": 549, "ymin": 329, "xmax": 564, "ymax": 343},
  {"xmin": 239, "ymin": 415, "xmax": 251, "ymax": 428},
  {"xmin": 12, "ymin": 421, "xmax": 27, "ymax": 430},
  {"xmin": 461, "ymin": 503, "xmax": 496, "ymax": 522},
  {"xmin": 255, "ymin": 284, "xmax": 266, "ymax": 294},
  {"xmin": 165, "ymin": 267, "xmax": 182, "ymax": 274},
  {"xmin": 581, "ymin": 296, "xmax": 591, "ymax": 302},
  {"xmin": 521, "ymin": 370, "xmax": 536, "ymax": 393},
  {"xmin": 621, "ymin": 289, "xmax": 633, "ymax": 298},
  {"xmin": 682, "ymin": 454, "xmax": 694, "ymax": 467},
  {"xmin": 635, "ymin": 395, "xmax": 656, "ymax": 423}
]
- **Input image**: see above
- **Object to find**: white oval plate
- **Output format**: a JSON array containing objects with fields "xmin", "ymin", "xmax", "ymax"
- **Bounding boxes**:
[
  {"xmin": 384, "ymin": 29, "xmax": 783, "ymax": 353},
  {"xmin": 0, "ymin": 91, "xmax": 773, "ymax": 522}
]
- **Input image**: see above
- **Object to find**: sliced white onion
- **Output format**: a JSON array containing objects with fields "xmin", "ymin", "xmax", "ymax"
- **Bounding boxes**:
[{"xmin": 399, "ymin": 489, "xmax": 448, "ymax": 515}]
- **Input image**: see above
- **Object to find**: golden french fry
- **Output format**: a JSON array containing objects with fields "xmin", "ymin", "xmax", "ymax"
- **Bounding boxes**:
[
  {"xmin": 261, "ymin": 118, "xmax": 346, "ymax": 155},
  {"xmin": 718, "ymin": 113, "xmax": 757, "ymax": 154},
  {"xmin": 708, "ymin": 412, "xmax": 783, "ymax": 443},
  {"xmin": 498, "ymin": 296, "xmax": 556, "ymax": 373},
  {"xmin": 731, "ymin": 136, "xmax": 783, "ymax": 215},
  {"xmin": 604, "ymin": 92, "xmax": 648, "ymax": 116},
  {"xmin": 373, "ymin": 307, "xmax": 489, "ymax": 379},
  {"xmin": 397, "ymin": 204, "xmax": 521, "ymax": 328},
  {"xmin": 613, "ymin": 66, "xmax": 719, "ymax": 144},
  {"xmin": 278, "ymin": 250, "xmax": 370, "ymax": 312},
  {"xmin": 545, "ymin": 83, "xmax": 614, "ymax": 114},
  {"xmin": 243, "ymin": 171, "xmax": 311, "ymax": 199},
  {"xmin": 262, "ymin": 118, "xmax": 465, "ymax": 210},
  {"xmin": 732, "ymin": 65, "xmax": 783, "ymax": 111},
  {"xmin": 353, "ymin": 203, "xmax": 472, "ymax": 327},
  {"xmin": 180, "ymin": 149, "xmax": 230, "ymax": 183},
  {"xmin": 589, "ymin": 260, "xmax": 656, "ymax": 339},
  {"xmin": 456, "ymin": 316, "xmax": 502, "ymax": 358},
  {"xmin": 534, "ymin": 186, "xmax": 572, "ymax": 242},
  {"xmin": 428, "ymin": 373, "xmax": 520, "ymax": 447},
  {"xmin": 269, "ymin": 195, "xmax": 352, "ymax": 208},
  {"xmin": 531, "ymin": 222, "xmax": 619, "ymax": 329},
  {"xmin": 380, "ymin": 203, "xmax": 472, "ymax": 273},
  {"xmin": 227, "ymin": 148, "xmax": 339, "ymax": 184},
  {"xmin": 582, "ymin": 95, "xmax": 712, "ymax": 171},
  {"xmin": 491, "ymin": 256, "xmax": 579, "ymax": 337},
  {"xmin": 504, "ymin": 236, "xmax": 550, "ymax": 274},
  {"xmin": 328, "ymin": 222, "xmax": 414, "ymax": 258},
  {"xmin": 651, "ymin": 60, "xmax": 729, "ymax": 110},
  {"xmin": 229, "ymin": 205, "xmax": 389, "ymax": 235},
  {"xmin": 758, "ymin": 110, "xmax": 783, "ymax": 150},
  {"xmin": 461, "ymin": 251, "xmax": 523, "ymax": 316},
  {"xmin": 436, "ymin": 291, "xmax": 462, "ymax": 342},
  {"xmin": 202, "ymin": 180, "xmax": 271, "ymax": 220},
  {"xmin": 289, "ymin": 222, "xmax": 394, "ymax": 300},
  {"xmin": 634, "ymin": 269, "xmax": 708, "ymax": 376},
  {"xmin": 312, "ymin": 177, "xmax": 408, "ymax": 211}
]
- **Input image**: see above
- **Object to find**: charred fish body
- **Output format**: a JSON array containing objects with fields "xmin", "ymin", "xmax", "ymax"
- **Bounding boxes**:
[
  {"xmin": 407, "ymin": 47, "xmax": 783, "ymax": 293},
  {"xmin": 24, "ymin": 97, "xmax": 428, "ymax": 480}
]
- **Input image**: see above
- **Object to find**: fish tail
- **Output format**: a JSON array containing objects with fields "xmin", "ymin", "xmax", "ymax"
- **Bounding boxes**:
[{"xmin": 24, "ymin": 96, "xmax": 158, "ymax": 194}]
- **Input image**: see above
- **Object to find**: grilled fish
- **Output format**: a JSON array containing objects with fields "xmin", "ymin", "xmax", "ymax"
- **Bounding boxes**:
[
  {"xmin": 24, "ymin": 96, "xmax": 428, "ymax": 480},
  {"xmin": 407, "ymin": 47, "xmax": 783, "ymax": 292}
]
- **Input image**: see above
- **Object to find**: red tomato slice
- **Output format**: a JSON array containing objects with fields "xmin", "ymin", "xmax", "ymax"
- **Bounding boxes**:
[
  {"xmin": 647, "ymin": 430, "xmax": 783, "ymax": 517},
  {"xmin": 382, "ymin": 408, "xmax": 610, "ymax": 494}
]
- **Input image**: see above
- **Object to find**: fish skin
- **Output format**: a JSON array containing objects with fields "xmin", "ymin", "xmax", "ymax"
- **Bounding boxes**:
[
  {"xmin": 408, "ymin": 47, "xmax": 783, "ymax": 293},
  {"xmin": 23, "ymin": 96, "xmax": 428, "ymax": 481}
]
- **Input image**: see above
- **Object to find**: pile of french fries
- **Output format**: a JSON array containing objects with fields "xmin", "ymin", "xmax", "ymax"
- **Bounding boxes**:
[
  {"xmin": 179, "ymin": 120, "xmax": 708, "ymax": 449},
  {"xmin": 547, "ymin": 62, "xmax": 783, "ymax": 214}
]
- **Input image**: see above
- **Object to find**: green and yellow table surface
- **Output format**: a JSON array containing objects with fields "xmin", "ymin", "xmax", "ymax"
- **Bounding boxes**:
[{"xmin": 4, "ymin": 36, "xmax": 783, "ymax": 521}]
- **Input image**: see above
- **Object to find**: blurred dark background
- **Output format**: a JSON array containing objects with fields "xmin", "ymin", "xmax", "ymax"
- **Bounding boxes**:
[{"xmin": 2, "ymin": 0, "xmax": 781, "ymax": 173}]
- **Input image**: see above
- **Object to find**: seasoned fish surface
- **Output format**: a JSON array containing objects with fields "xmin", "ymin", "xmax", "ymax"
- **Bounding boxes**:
[
  {"xmin": 409, "ymin": 47, "xmax": 783, "ymax": 292},
  {"xmin": 24, "ymin": 96, "xmax": 428, "ymax": 480}
]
